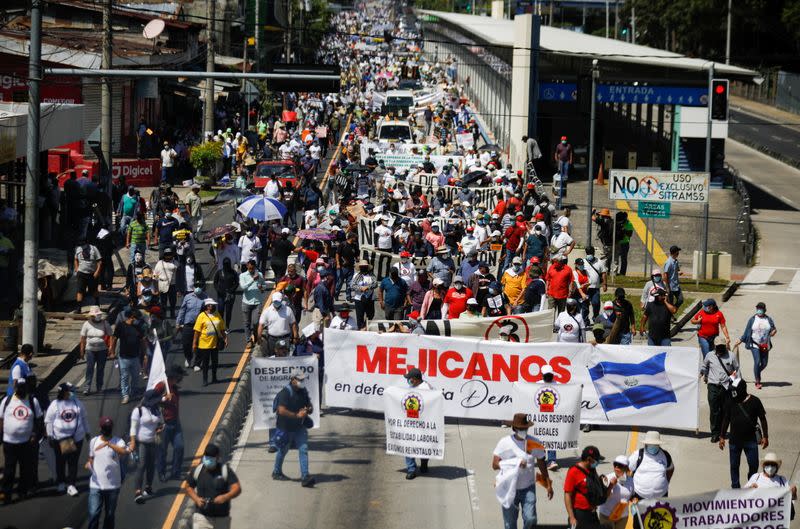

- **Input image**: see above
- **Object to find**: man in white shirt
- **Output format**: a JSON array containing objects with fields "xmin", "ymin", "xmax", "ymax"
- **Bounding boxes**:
[
  {"xmin": 628, "ymin": 430, "xmax": 674, "ymax": 501},
  {"xmin": 160, "ymin": 141, "xmax": 177, "ymax": 183},
  {"xmin": 555, "ymin": 207, "xmax": 572, "ymax": 235},
  {"xmin": 492, "ymin": 413, "xmax": 553, "ymax": 528},
  {"xmin": 309, "ymin": 141, "xmax": 322, "ymax": 175},
  {"xmin": 374, "ymin": 216, "xmax": 393, "ymax": 251},
  {"xmin": 1, "ymin": 379, "xmax": 43, "ymax": 501},
  {"xmin": 393, "ymin": 252, "xmax": 416, "ymax": 286},
  {"xmin": 460, "ymin": 227, "xmax": 479, "ymax": 256},
  {"xmin": 550, "ymin": 224, "xmax": 575, "ymax": 258},
  {"xmin": 278, "ymin": 142, "xmax": 293, "ymax": 160},
  {"xmin": 264, "ymin": 175, "xmax": 282, "ymax": 199},
  {"xmin": 583, "ymin": 246, "xmax": 608, "ymax": 322},
  {"xmin": 87, "ymin": 416, "xmax": 130, "ymax": 529},
  {"xmin": 256, "ymin": 292, "xmax": 298, "ymax": 357},
  {"xmin": 238, "ymin": 228, "xmax": 262, "ymax": 266},
  {"xmin": 329, "ymin": 303, "xmax": 358, "ymax": 330}
]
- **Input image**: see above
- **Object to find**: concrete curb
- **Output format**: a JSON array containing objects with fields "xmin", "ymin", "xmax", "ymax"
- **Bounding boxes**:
[{"xmin": 175, "ymin": 357, "xmax": 252, "ymax": 529}]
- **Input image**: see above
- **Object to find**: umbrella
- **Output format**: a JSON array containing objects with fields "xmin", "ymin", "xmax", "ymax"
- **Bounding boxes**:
[
  {"xmin": 478, "ymin": 143, "xmax": 502, "ymax": 152},
  {"xmin": 296, "ymin": 228, "xmax": 338, "ymax": 241},
  {"xmin": 204, "ymin": 224, "xmax": 236, "ymax": 241},
  {"xmin": 236, "ymin": 195, "xmax": 287, "ymax": 222}
]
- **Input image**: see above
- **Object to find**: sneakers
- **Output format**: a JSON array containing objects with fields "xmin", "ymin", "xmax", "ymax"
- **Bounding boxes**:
[
  {"xmin": 267, "ymin": 446, "xmax": 278, "ymax": 453},
  {"xmin": 159, "ymin": 472, "xmax": 168, "ymax": 483},
  {"xmin": 301, "ymin": 476, "xmax": 316, "ymax": 488},
  {"xmin": 405, "ymin": 471, "xmax": 417, "ymax": 480},
  {"xmin": 547, "ymin": 462, "xmax": 559, "ymax": 471},
  {"xmin": 134, "ymin": 492, "xmax": 145, "ymax": 504},
  {"xmin": 143, "ymin": 487, "xmax": 153, "ymax": 497},
  {"xmin": 193, "ymin": 366, "xmax": 201, "ymax": 372},
  {"xmin": 184, "ymin": 360, "xmax": 190, "ymax": 368},
  {"xmin": 66, "ymin": 485, "xmax": 79, "ymax": 497},
  {"xmin": 271, "ymin": 472, "xmax": 289, "ymax": 481},
  {"xmin": 711, "ymin": 435, "xmax": 720, "ymax": 443},
  {"xmin": 56, "ymin": 483, "xmax": 66, "ymax": 494},
  {"xmin": 83, "ymin": 388, "xmax": 90, "ymax": 396},
  {"xmin": 581, "ymin": 424, "xmax": 592, "ymax": 433},
  {"xmin": 121, "ymin": 396, "xmax": 130, "ymax": 405}
]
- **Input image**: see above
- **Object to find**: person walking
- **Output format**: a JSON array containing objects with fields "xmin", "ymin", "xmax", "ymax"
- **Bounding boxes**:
[
  {"xmin": 272, "ymin": 368, "xmax": 316, "ymax": 488},
  {"xmin": 110, "ymin": 308, "xmax": 147, "ymax": 404},
  {"xmin": 157, "ymin": 366, "xmax": 185, "ymax": 482},
  {"xmin": 239, "ymin": 259, "xmax": 267, "ymax": 344},
  {"xmin": 130, "ymin": 388, "xmax": 164, "ymax": 503},
  {"xmin": 719, "ymin": 378, "xmax": 769, "ymax": 488},
  {"xmin": 193, "ymin": 299, "xmax": 227, "ymax": 386},
  {"xmin": 186, "ymin": 184, "xmax": 203, "ymax": 240},
  {"xmin": 185, "ymin": 443, "xmax": 242, "ymax": 529},
  {"xmin": 492, "ymin": 413, "xmax": 553, "ymax": 529},
  {"xmin": 126, "ymin": 212, "xmax": 150, "ymax": 265},
  {"xmin": 700, "ymin": 337, "xmax": 739, "ymax": 443},
  {"xmin": 256, "ymin": 292, "xmax": 298, "ymax": 357},
  {"xmin": 86, "ymin": 416, "xmax": 130, "ymax": 529},
  {"xmin": 379, "ymin": 267, "xmax": 409, "ymax": 321},
  {"xmin": 628, "ymin": 431, "xmax": 674, "ymax": 503},
  {"xmin": 639, "ymin": 287, "xmax": 676, "ymax": 346},
  {"xmin": 177, "ymin": 280, "xmax": 208, "ymax": 371},
  {"xmin": 6, "ymin": 343, "xmax": 33, "ymax": 397},
  {"xmin": 662, "ymin": 245, "xmax": 684, "ymax": 309},
  {"xmin": 45, "ymin": 382, "xmax": 90, "ymax": 497},
  {"xmin": 598, "ymin": 456, "xmax": 633, "ymax": 529},
  {"xmin": 80, "ymin": 306, "xmax": 112, "ymax": 395},
  {"xmin": 74, "ymin": 239, "xmax": 102, "ymax": 311},
  {"xmin": 564, "ymin": 445, "xmax": 609, "ymax": 529},
  {"xmin": 312, "ymin": 270, "xmax": 335, "ymax": 328},
  {"xmin": 1, "ymin": 379, "xmax": 43, "ymax": 503},
  {"xmin": 610, "ymin": 288, "xmax": 635, "ymax": 345},
  {"xmin": 691, "ymin": 298, "xmax": 730, "ymax": 357},
  {"xmin": 351, "ymin": 260, "xmax": 377, "ymax": 330},
  {"xmin": 153, "ymin": 248, "xmax": 179, "ymax": 318},
  {"xmin": 545, "ymin": 256, "xmax": 572, "ymax": 314},
  {"xmin": 733, "ymin": 302, "xmax": 777, "ymax": 389},
  {"xmin": 403, "ymin": 368, "xmax": 433, "ymax": 479},
  {"xmin": 213, "ymin": 257, "xmax": 239, "ymax": 328}
]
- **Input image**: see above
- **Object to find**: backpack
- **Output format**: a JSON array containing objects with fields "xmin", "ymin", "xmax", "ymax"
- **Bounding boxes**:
[
  {"xmin": 573, "ymin": 464, "xmax": 607, "ymax": 507},
  {"xmin": 632, "ymin": 448, "xmax": 673, "ymax": 475}
]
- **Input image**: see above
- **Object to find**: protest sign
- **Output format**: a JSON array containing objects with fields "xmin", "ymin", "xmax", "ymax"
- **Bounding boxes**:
[
  {"xmin": 358, "ymin": 247, "xmax": 501, "ymax": 279},
  {"xmin": 456, "ymin": 132, "xmax": 475, "ymax": 150},
  {"xmin": 251, "ymin": 356, "xmax": 320, "ymax": 430},
  {"xmin": 324, "ymin": 330, "xmax": 700, "ymax": 428},
  {"xmin": 637, "ymin": 487, "xmax": 792, "ymax": 529},
  {"xmin": 512, "ymin": 383, "xmax": 582, "ymax": 451},
  {"xmin": 384, "ymin": 386, "xmax": 445, "ymax": 460},
  {"xmin": 367, "ymin": 309, "xmax": 554, "ymax": 343}
]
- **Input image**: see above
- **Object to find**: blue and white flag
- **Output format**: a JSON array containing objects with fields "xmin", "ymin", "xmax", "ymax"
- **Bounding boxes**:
[{"xmin": 588, "ymin": 352, "xmax": 676, "ymax": 413}]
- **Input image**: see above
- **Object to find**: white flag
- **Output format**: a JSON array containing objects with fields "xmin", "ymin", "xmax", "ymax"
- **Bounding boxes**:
[{"xmin": 146, "ymin": 332, "xmax": 169, "ymax": 394}]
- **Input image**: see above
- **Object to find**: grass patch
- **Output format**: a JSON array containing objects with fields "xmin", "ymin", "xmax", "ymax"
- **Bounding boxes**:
[
  {"xmin": 199, "ymin": 189, "xmax": 218, "ymax": 199},
  {"xmin": 600, "ymin": 294, "xmax": 696, "ymax": 327},
  {"xmin": 608, "ymin": 274, "xmax": 728, "ymax": 293}
]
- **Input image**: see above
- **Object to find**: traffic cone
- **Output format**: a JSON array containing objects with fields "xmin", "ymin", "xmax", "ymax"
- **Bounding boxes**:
[{"xmin": 596, "ymin": 161, "xmax": 605, "ymax": 185}]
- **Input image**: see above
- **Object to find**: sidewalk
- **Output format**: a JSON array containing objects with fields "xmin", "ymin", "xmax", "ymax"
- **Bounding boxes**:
[{"xmin": 731, "ymin": 95, "xmax": 800, "ymax": 133}]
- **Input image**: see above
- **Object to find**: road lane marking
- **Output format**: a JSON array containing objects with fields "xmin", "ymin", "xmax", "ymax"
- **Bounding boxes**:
[
  {"xmin": 787, "ymin": 271, "xmax": 800, "ymax": 292},
  {"xmin": 741, "ymin": 267, "xmax": 775, "ymax": 288},
  {"xmin": 160, "ymin": 343, "xmax": 252, "ymax": 529},
  {"xmin": 615, "ymin": 200, "xmax": 667, "ymax": 267}
]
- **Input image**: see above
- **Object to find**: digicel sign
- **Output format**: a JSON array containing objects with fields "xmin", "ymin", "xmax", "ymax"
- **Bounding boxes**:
[
  {"xmin": 0, "ymin": 71, "xmax": 82, "ymax": 104},
  {"xmin": 355, "ymin": 345, "xmax": 572, "ymax": 383}
]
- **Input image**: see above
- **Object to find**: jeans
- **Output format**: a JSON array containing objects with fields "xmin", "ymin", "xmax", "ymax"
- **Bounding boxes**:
[
  {"xmin": 158, "ymin": 421, "xmax": 184, "ymax": 478},
  {"xmin": 273, "ymin": 428, "xmax": 309, "ymax": 479},
  {"xmin": 707, "ymin": 383, "xmax": 727, "ymax": 438},
  {"xmin": 405, "ymin": 456, "xmax": 417, "ymax": 473},
  {"xmin": 129, "ymin": 243, "xmax": 146, "ymax": 265},
  {"xmin": 88, "ymin": 488, "xmax": 120, "ymax": 529},
  {"xmin": 119, "ymin": 215, "xmax": 132, "ymax": 236},
  {"xmin": 668, "ymin": 288, "xmax": 684, "ymax": 308},
  {"xmin": 241, "ymin": 303, "xmax": 260, "ymax": 342},
  {"xmin": 335, "ymin": 267, "xmax": 353, "ymax": 300},
  {"xmin": 619, "ymin": 332, "xmax": 632, "ymax": 345},
  {"xmin": 728, "ymin": 439, "xmax": 759, "ymax": 488},
  {"xmin": 135, "ymin": 441, "xmax": 157, "ymax": 491},
  {"xmin": 698, "ymin": 335, "xmax": 717, "ymax": 356},
  {"xmin": 85, "ymin": 349, "xmax": 108, "ymax": 392},
  {"xmin": 118, "ymin": 356, "xmax": 140, "ymax": 399},
  {"xmin": 55, "ymin": 439, "xmax": 83, "ymax": 485},
  {"xmin": 501, "ymin": 484, "xmax": 537, "ymax": 529},
  {"xmin": 558, "ymin": 160, "xmax": 570, "ymax": 179},
  {"xmin": 587, "ymin": 288, "xmax": 601, "ymax": 322},
  {"xmin": 750, "ymin": 346, "xmax": 769, "ymax": 382},
  {"xmin": 647, "ymin": 337, "xmax": 671, "ymax": 346}
]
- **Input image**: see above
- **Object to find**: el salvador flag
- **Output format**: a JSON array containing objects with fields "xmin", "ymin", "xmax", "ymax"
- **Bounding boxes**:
[{"xmin": 588, "ymin": 352, "xmax": 677, "ymax": 413}]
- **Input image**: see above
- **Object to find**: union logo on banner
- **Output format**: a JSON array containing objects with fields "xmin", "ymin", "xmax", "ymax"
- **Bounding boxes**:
[
  {"xmin": 641, "ymin": 502, "xmax": 678, "ymax": 529},
  {"xmin": 535, "ymin": 386, "xmax": 559, "ymax": 413},
  {"xmin": 402, "ymin": 393, "xmax": 423, "ymax": 418}
]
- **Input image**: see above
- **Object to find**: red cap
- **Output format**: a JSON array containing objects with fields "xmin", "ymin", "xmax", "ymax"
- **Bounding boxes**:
[
  {"xmin": 99, "ymin": 416, "xmax": 113, "ymax": 428},
  {"xmin": 448, "ymin": 178, "xmax": 456, "ymax": 185},
  {"xmin": 516, "ymin": 213, "xmax": 525, "ymax": 218},
  {"xmin": 466, "ymin": 226, "xmax": 474, "ymax": 232},
  {"xmin": 530, "ymin": 256, "xmax": 540, "ymax": 264},
  {"xmin": 561, "ymin": 135, "xmax": 567, "ymax": 141},
  {"xmin": 517, "ymin": 170, "xmax": 523, "ymax": 176},
  {"xmin": 400, "ymin": 251, "xmax": 411, "ymax": 258},
  {"xmin": 535, "ymin": 213, "xmax": 544, "ymax": 220},
  {"xmin": 408, "ymin": 310, "xmax": 421, "ymax": 321},
  {"xmin": 526, "ymin": 183, "xmax": 535, "ymax": 189}
]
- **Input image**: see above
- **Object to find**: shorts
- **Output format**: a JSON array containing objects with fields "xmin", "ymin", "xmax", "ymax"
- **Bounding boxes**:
[{"xmin": 77, "ymin": 271, "xmax": 98, "ymax": 296}]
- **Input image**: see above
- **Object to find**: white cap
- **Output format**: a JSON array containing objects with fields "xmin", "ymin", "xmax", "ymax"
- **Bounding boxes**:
[
  {"xmin": 603, "ymin": 301, "xmax": 614, "ymax": 310},
  {"xmin": 613, "ymin": 455, "xmax": 629, "ymax": 467},
  {"xmin": 432, "ymin": 278, "xmax": 444, "ymax": 286},
  {"xmin": 281, "ymin": 227, "xmax": 290, "ymax": 234},
  {"xmin": 272, "ymin": 292, "xmax": 284, "ymax": 302},
  {"xmin": 203, "ymin": 299, "xmax": 218, "ymax": 306},
  {"xmin": 540, "ymin": 365, "xmax": 554, "ymax": 375}
]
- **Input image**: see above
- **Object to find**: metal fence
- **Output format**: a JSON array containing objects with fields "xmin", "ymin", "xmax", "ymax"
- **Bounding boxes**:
[
  {"xmin": 725, "ymin": 162, "xmax": 757, "ymax": 266},
  {"xmin": 775, "ymin": 70, "xmax": 800, "ymax": 115}
]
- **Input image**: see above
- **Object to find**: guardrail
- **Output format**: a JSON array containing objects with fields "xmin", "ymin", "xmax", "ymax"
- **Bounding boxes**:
[{"xmin": 726, "ymin": 163, "xmax": 757, "ymax": 266}]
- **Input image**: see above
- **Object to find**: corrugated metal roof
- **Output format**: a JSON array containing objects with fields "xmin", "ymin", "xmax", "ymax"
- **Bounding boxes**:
[{"xmin": 419, "ymin": 10, "xmax": 758, "ymax": 78}]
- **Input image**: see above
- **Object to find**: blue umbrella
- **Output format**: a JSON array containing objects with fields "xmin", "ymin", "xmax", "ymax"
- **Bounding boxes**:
[{"xmin": 236, "ymin": 195, "xmax": 287, "ymax": 221}]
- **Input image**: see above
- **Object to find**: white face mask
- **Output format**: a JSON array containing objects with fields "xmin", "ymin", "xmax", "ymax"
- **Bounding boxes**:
[
  {"xmin": 764, "ymin": 464, "xmax": 778, "ymax": 477},
  {"xmin": 294, "ymin": 380, "xmax": 304, "ymax": 389},
  {"xmin": 513, "ymin": 428, "xmax": 527, "ymax": 440}
]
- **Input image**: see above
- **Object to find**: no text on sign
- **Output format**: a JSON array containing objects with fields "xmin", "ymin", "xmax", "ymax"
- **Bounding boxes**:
[
  {"xmin": 638, "ymin": 201, "xmax": 671, "ymax": 218},
  {"xmin": 609, "ymin": 170, "xmax": 709, "ymax": 204}
]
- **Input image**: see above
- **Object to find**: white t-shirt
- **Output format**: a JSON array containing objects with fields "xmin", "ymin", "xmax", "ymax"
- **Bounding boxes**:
[
  {"xmin": 745, "ymin": 472, "xmax": 791, "ymax": 490},
  {"xmin": 258, "ymin": 304, "xmax": 296, "ymax": 337},
  {"xmin": 493, "ymin": 434, "xmax": 545, "ymax": 490},
  {"xmin": 88, "ymin": 435, "xmax": 128, "ymax": 490},
  {"xmin": 628, "ymin": 449, "xmax": 673, "ymax": 499},
  {"xmin": 460, "ymin": 235, "xmax": 479, "ymax": 256},
  {"xmin": 130, "ymin": 406, "xmax": 164, "ymax": 443},
  {"xmin": 81, "ymin": 319, "xmax": 112, "ymax": 351},
  {"xmin": 264, "ymin": 180, "xmax": 281, "ymax": 199},
  {"xmin": 309, "ymin": 144, "xmax": 322, "ymax": 160},
  {"xmin": 750, "ymin": 316, "xmax": 772, "ymax": 345},
  {"xmin": 238, "ymin": 235, "xmax": 262, "ymax": 264},
  {"xmin": 584, "ymin": 258, "xmax": 607, "ymax": 289},
  {"xmin": 375, "ymin": 225, "xmax": 393, "ymax": 250},
  {"xmin": 550, "ymin": 232, "xmax": 574, "ymax": 256},
  {"xmin": 474, "ymin": 225, "xmax": 488, "ymax": 246},
  {"xmin": 45, "ymin": 398, "xmax": 90, "ymax": 441},
  {"xmin": 1, "ymin": 394, "xmax": 43, "ymax": 444},
  {"xmin": 160, "ymin": 148, "xmax": 176, "ymax": 168},
  {"xmin": 598, "ymin": 472, "xmax": 634, "ymax": 518},
  {"xmin": 394, "ymin": 261, "xmax": 416, "ymax": 286},
  {"xmin": 555, "ymin": 311, "xmax": 584, "ymax": 342},
  {"xmin": 556, "ymin": 215, "xmax": 572, "ymax": 234},
  {"xmin": 329, "ymin": 314, "xmax": 358, "ymax": 330}
]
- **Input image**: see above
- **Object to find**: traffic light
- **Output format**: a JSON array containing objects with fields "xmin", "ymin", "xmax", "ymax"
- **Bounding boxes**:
[{"xmin": 711, "ymin": 79, "xmax": 729, "ymax": 121}]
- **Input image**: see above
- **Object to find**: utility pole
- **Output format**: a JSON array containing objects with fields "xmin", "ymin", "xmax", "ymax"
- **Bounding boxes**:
[
  {"xmin": 101, "ymin": 0, "xmax": 112, "ymax": 199},
  {"xmin": 700, "ymin": 63, "xmax": 714, "ymax": 280},
  {"xmin": 631, "ymin": 7, "xmax": 636, "ymax": 44},
  {"xmin": 605, "ymin": 1, "xmax": 609, "ymax": 38},
  {"xmin": 586, "ymin": 59, "xmax": 599, "ymax": 248},
  {"xmin": 23, "ymin": 0, "xmax": 42, "ymax": 350},
  {"xmin": 614, "ymin": 1, "xmax": 619, "ymax": 39},
  {"xmin": 725, "ymin": 0, "xmax": 732, "ymax": 64},
  {"xmin": 286, "ymin": 0, "xmax": 293, "ymax": 63},
  {"xmin": 203, "ymin": 0, "xmax": 215, "ymax": 136}
]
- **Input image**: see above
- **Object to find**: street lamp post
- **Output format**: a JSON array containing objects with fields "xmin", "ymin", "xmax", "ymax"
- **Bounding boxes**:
[
  {"xmin": 700, "ymin": 63, "xmax": 714, "ymax": 280},
  {"xmin": 586, "ymin": 59, "xmax": 599, "ymax": 248}
]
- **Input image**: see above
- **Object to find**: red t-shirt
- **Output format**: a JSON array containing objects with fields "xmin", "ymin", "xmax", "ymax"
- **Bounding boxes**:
[
  {"xmin": 564, "ymin": 465, "xmax": 592, "ymax": 511},
  {"xmin": 545, "ymin": 264, "xmax": 573, "ymax": 299},
  {"xmin": 504, "ymin": 225, "xmax": 526, "ymax": 251},
  {"xmin": 444, "ymin": 287, "xmax": 473, "ymax": 319},
  {"xmin": 493, "ymin": 200, "xmax": 507, "ymax": 217},
  {"xmin": 697, "ymin": 310, "xmax": 726, "ymax": 339}
]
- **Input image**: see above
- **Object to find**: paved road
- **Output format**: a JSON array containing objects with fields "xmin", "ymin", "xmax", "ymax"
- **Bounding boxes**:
[
  {"xmin": 729, "ymin": 107, "xmax": 800, "ymax": 167},
  {"xmin": 0, "ymin": 200, "xmax": 250, "ymax": 529}
]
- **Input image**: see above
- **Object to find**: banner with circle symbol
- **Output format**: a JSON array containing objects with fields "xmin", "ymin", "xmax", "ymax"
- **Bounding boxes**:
[
  {"xmin": 384, "ymin": 386, "xmax": 445, "ymax": 460},
  {"xmin": 512, "ymin": 383, "xmax": 582, "ymax": 452}
]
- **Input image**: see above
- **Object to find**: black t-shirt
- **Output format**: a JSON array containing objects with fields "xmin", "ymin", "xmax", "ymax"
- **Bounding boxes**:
[
  {"xmin": 337, "ymin": 241, "xmax": 357, "ymax": 268},
  {"xmin": 275, "ymin": 386, "xmax": 312, "ymax": 432},
  {"xmin": 187, "ymin": 464, "xmax": 239, "ymax": 517},
  {"xmin": 271, "ymin": 238, "xmax": 295, "ymax": 263},
  {"xmin": 613, "ymin": 299, "xmax": 635, "ymax": 334},
  {"xmin": 114, "ymin": 321, "xmax": 143, "ymax": 358},
  {"xmin": 725, "ymin": 395, "xmax": 766, "ymax": 444},
  {"xmin": 523, "ymin": 279, "xmax": 546, "ymax": 309},
  {"xmin": 644, "ymin": 302, "xmax": 671, "ymax": 342},
  {"xmin": 156, "ymin": 217, "xmax": 179, "ymax": 243}
]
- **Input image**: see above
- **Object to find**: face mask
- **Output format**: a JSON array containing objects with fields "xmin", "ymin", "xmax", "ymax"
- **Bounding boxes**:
[
  {"xmin": 135, "ymin": 255, "xmax": 144, "ymax": 264},
  {"xmin": 586, "ymin": 255, "xmax": 596, "ymax": 263},
  {"xmin": 454, "ymin": 283, "xmax": 463, "ymax": 290},
  {"xmin": 645, "ymin": 445, "xmax": 660, "ymax": 456},
  {"xmin": 186, "ymin": 257, "xmax": 194, "ymax": 265},
  {"xmin": 273, "ymin": 301, "xmax": 282, "ymax": 309},
  {"xmin": 604, "ymin": 310, "xmax": 613, "ymax": 317},
  {"xmin": 653, "ymin": 275, "xmax": 663, "ymax": 283},
  {"xmin": 513, "ymin": 265, "xmax": 521, "ymax": 271},
  {"xmin": 764, "ymin": 464, "xmax": 778, "ymax": 477},
  {"xmin": 143, "ymin": 295, "xmax": 153, "ymax": 303},
  {"xmin": 756, "ymin": 309, "xmax": 765, "ymax": 316},
  {"xmin": 704, "ymin": 306, "xmax": 713, "ymax": 313},
  {"xmin": 590, "ymin": 461, "xmax": 599, "ymax": 469},
  {"xmin": 194, "ymin": 287, "xmax": 202, "ymax": 296},
  {"xmin": 401, "ymin": 258, "xmax": 409, "ymax": 264},
  {"xmin": 93, "ymin": 315, "xmax": 104, "ymax": 323},
  {"xmin": 294, "ymin": 380, "xmax": 304, "ymax": 389},
  {"xmin": 202, "ymin": 456, "xmax": 218, "ymax": 470},
  {"xmin": 513, "ymin": 429, "xmax": 527, "ymax": 440},
  {"xmin": 100, "ymin": 426, "xmax": 113, "ymax": 437},
  {"xmin": 339, "ymin": 312, "xmax": 350, "ymax": 319}
]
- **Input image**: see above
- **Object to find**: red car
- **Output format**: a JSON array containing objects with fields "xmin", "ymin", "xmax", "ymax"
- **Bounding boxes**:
[{"xmin": 253, "ymin": 161, "xmax": 300, "ymax": 189}]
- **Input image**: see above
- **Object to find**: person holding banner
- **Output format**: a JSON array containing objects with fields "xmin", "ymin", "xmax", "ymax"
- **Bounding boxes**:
[
  {"xmin": 492, "ymin": 413, "xmax": 553, "ymax": 529},
  {"xmin": 745, "ymin": 452, "xmax": 798, "ymax": 501},
  {"xmin": 402, "ymin": 368, "xmax": 433, "ymax": 479}
]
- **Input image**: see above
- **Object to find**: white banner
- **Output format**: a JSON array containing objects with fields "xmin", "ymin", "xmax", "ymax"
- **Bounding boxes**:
[
  {"xmin": 456, "ymin": 132, "xmax": 474, "ymax": 150},
  {"xmin": 367, "ymin": 310, "xmax": 555, "ymax": 343},
  {"xmin": 251, "ymin": 356, "xmax": 320, "ymax": 430},
  {"xmin": 637, "ymin": 487, "xmax": 792, "ymax": 529},
  {"xmin": 371, "ymin": 152, "xmax": 460, "ymax": 173},
  {"xmin": 323, "ymin": 330, "xmax": 700, "ymax": 428},
  {"xmin": 358, "ymin": 246, "xmax": 502, "ymax": 280},
  {"xmin": 384, "ymin": 387, "xmax": 445, "ymax": 460},
  {"xmin": 512, "ymin": 383, "xmax": 582, "ymax": 451},
  {"xmin": 609, "ymin": 170, "xmax": 709, "ymax": 203}
]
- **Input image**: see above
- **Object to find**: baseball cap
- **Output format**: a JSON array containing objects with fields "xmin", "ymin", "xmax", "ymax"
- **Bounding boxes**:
[
  {"xmin": 512, "ymin": 256, "xmax": 522, "ymax": 265},
  {"xmin": 272, "ymin": 292, "xmax": 284, "ymax": 302},
  {"xmin": 404, "ymin": 367, "xmax": 422, "ymax": 380},
  {"xmin": 581, "ymin": 445, "xmax": 603, "ymax": 461},
  {"xmin": 669, "ymin": 245, "xmax": 681, "ymax": 253},
  {"xmin": 408, "ymin": 310, "xmax": 421, "ymax": 321},
  {"xmin": 281, "ymin": 227, "xmax": 290, "ymax": 234},
  {"xmin": 453, "ymin": 275, "xmax": 464, "ymax": 283},
  {"xmin": 466, "ymin": 297, "xmax": 478, "ymax": 306},
  {"xmin": 603, "ymin": 301, "xmax": 614, "ymax": 310},
  {"xmin": 99, "ymin": 416, "xmax": 113, "ymax": 428},
  {"xmin": 540, "ymin": 365, "xmax": 554, "ymax": 376},
  {"xmin": 613, "ymin": 455, "xmax": 629, "ymax": 467}
]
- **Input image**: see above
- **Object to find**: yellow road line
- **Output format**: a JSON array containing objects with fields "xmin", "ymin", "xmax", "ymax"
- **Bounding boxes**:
[
  {"xmin": 160, "ymin": 343, "xmax": 253, "ymax": 529},
  {"xmin": 624, "ymin": 429, "xmax": 639, "ymax": 529},
  {"xmin": 615, "ymin": 200, "xmax": 667, "ymax": 268}
]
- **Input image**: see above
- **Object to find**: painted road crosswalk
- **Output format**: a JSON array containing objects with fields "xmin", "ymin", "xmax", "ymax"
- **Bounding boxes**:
[{"xmin": 741, "ymin": 266, "xmax": 800, "ymax": 294}]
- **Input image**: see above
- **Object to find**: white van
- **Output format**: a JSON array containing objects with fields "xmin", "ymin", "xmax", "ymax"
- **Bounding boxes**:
[{"xmin": 377, "ymin": 118, "xmax": 414, "ymax": 142}]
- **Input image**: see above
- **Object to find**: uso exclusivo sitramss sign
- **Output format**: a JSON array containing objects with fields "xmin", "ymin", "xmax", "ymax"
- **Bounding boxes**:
[{"xmin": 609, "ymin": 170, "xmax": 709, "ymax": 204}]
